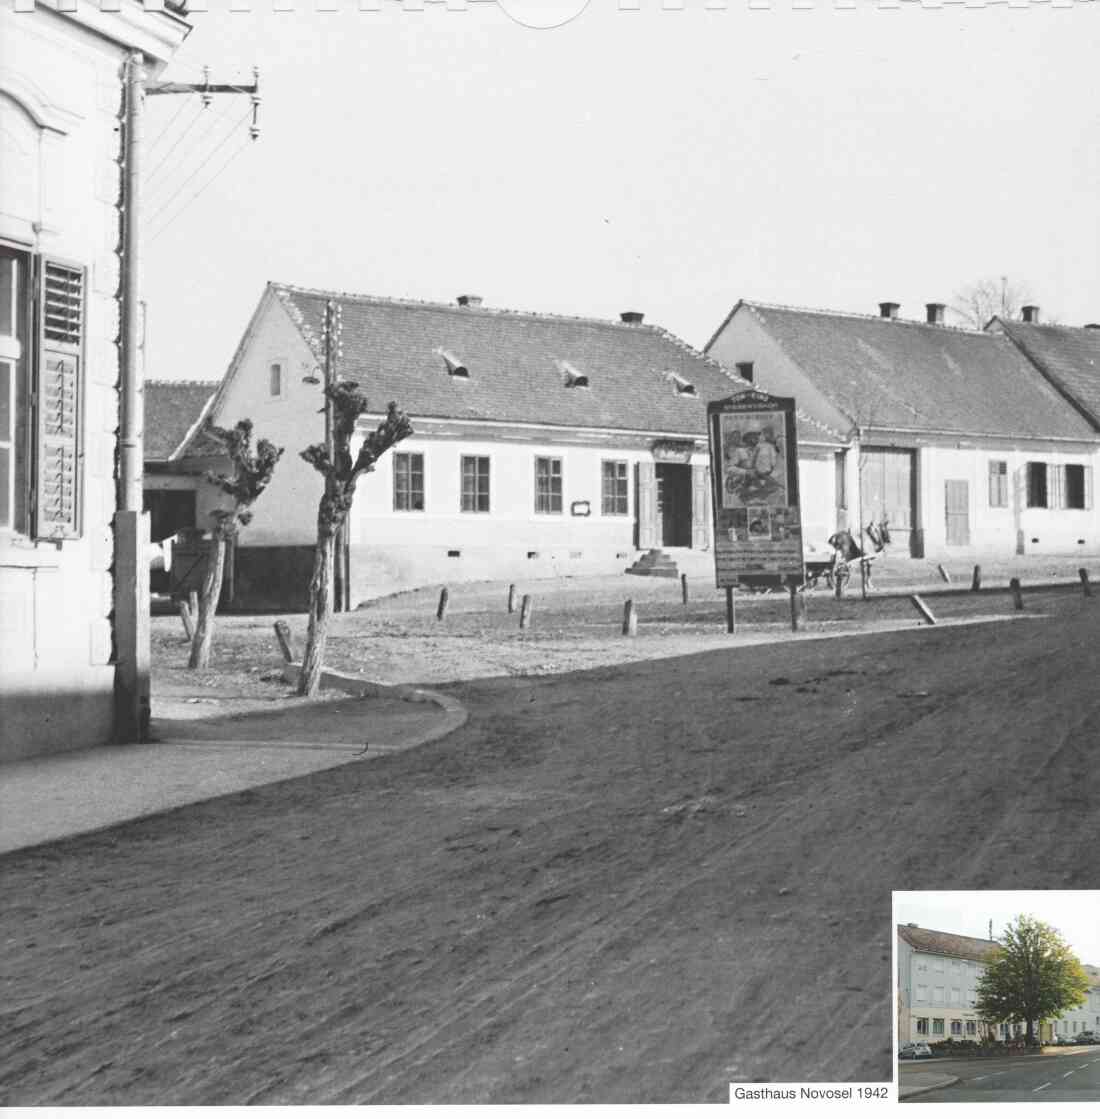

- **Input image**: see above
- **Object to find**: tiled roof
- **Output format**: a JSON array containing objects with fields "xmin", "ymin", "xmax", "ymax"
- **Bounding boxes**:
[
  {"xmin": 992, "ymin": 319, "xmax": 1100, "ymax": 431},
  {"xmin": 272, "ymin": 285, "xmax": 837, "ymax": 444},
  {"xmin": 733, "ymin": 302, "xmax": 1097, "ymax": 440},
  {"xmin": 145, "ymin": 380, "xmax": 218, "ymax": 461},
  {"xmin": 898, "ymin": 925, "xmax": 998, "ymax": 964}
]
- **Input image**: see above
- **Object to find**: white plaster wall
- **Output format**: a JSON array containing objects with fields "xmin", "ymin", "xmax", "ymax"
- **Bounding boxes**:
[
  {"xmin": 918, "ymin": 443, "xmax": 1100, "ymax": 557},
  {"xmin": 0, "ymin": 9, "xmax": 130, "ymax": 757},
  {"xmin": 348, "ymin": 433, "xmax": 666, "ymax": 597},
  {"xmin": 206, "ymin": 293, "xmax": 325, "ymax": 545}
]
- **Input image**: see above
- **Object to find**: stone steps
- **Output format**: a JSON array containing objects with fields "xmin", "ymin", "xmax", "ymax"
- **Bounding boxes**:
[{"xmin": 625, "ymin": 549, "xmax": 681, "ymax": 578}]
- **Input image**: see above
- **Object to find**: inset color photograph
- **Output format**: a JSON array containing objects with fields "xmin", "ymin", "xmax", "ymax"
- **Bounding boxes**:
[{"xmin": 896, "ymin": 891, "xmax": 1100, "ymax": 1103}]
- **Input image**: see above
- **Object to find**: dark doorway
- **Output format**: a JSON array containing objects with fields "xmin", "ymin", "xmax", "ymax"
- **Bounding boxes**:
[
  {"xmin": 144, "ymin": 488, "xmax": 197, "ymax": 542},
  {"xmin": 656, "ymin": 463, "xmax": 692, "ymax": 547}
]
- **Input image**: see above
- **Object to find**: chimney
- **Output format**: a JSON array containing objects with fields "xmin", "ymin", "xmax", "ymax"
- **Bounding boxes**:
[
  {"xmin": 879, "ymin": 302, "xmax": 900, "ymax": 320},
  {"xmin": 456, "ymin": 294, "xmax": 483, "ymax": 308},
  {"xmin": 1021, "ymin": 305, "xmax": 1040, "ymax": 324},
  {"xmin": 620, "ymin": 310, "xmax": 645, "ymax": 325},
  {"xmin": 926, "ymin": 303, "xmax": 946, "ymax": 325}
]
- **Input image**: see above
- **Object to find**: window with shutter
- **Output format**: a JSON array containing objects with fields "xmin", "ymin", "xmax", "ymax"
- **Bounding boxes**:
[{"xmin": 35, "ymin": 260, "xmax": 84, "ymax": 540}]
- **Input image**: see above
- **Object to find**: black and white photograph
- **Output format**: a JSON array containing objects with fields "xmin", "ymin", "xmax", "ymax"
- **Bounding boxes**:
[{"xmin": 2, "ymin": 0, "xmax": 1099, "ymax": 1109}]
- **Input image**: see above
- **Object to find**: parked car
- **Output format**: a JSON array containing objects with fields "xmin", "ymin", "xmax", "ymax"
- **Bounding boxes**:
[
  {"xmin": 1074, "ymin": 1033, "xmax": 1097, "ymax": 1045},
  {"xmin": 899, "ymin": 1042, "xmax": 933, "ymax": 1060}
]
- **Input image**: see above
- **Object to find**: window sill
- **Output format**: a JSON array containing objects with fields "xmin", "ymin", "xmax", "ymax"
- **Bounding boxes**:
[{"xmin": 0, "ymin": 537, "xmax": 64, "ymax": 568}]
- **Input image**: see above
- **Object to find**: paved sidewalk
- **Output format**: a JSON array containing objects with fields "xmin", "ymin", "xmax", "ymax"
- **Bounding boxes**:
[
  {"xmin": 0, "ymin": 677, "xmax": 467, "ymax": 855},
  {"xmin": 898, "ymin": 1070, "xmax": 961, "ymax": 1099}
]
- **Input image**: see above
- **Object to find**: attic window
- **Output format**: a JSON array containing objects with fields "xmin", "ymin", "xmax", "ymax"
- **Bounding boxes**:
[
  {"xmin": 556, "ymin": 360, "xmax": 589, "ymax": 388},
  {"xmin": 435, "ymin": 348, "xmax": 469, "ymax": 378},
  {"xmin": 665, "ymin": 371, "xmax": 696, "ymax": 397}
]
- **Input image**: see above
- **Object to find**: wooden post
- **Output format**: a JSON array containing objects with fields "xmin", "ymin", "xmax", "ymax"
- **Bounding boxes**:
[
  {"xmin": 188, "ymin": 589, "xmax": 198, "ymax": 620},
  {"xmin": 834, "ymin": 568, "xmax": 844, "ymax": 599},
  {"xmin": 788, "ymin": 583, "xmax": 805, "ymax": 632},
  {"xmin": 680, "ymin": 573, "xmax": 689, "ymax": 605},
  {"xmin": 273, "ymin": 619, "xmax": 294, "ymax": 663},
  {"xmin": 436, "ymin": 586, "xmax": 449, "ymax": 621},
  {"xmin": 909, "ymin": 594, "xmax": 937, "ymax": 625},
  {"xmin": 1009, "ymin": 577, "xmax": 1024, "ymax": 610},
  {"xmin": 1079, "ymin": 568, "xmax": 1092, "ymax": 598},
  {"xmin": 971, "ymin": 564, "xmax": 982, "ymax": 592},
  {"xmin": 507, "ymin": 583, "xmax": 518, "ymax": 613},
  {"xmin": 179, "ymin": 600, "xmax": 195, "ymax": 640},
  {"xmin": 622, "ymin": 599, "xmax": 638, "ymax": 637},
  {"xmin": 725, "ymin": 585, "xmax": 736, "ymax": 634},
  {"xmin": 519, "ymin": 593, "xmax": 533, "ymax": 629}
]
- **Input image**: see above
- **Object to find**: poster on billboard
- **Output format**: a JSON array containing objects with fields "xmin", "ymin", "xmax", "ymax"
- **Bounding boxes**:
[{"xmin": 707, "ymin": 391, "xmax": 803, "ymax": 588}]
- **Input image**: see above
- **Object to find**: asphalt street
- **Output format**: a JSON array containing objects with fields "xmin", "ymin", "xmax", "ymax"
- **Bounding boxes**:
[{"xmin": 903, "ymin": 1046, "xmax": 1100, "ymax": 1102}]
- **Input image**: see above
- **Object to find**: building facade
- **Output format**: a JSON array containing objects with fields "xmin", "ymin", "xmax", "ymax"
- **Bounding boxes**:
[
  {"xmin": 0, "ymin": 1, "xmax": 189, "ymax": 760},
  {"xmin": 897, "ymin": 924, "xmax": 1100, "ymax": 1045},
  {"xmin": 706, "ymin": 301, "xmax": 1100, "ymax": 560},
  {"xmin": 162, "ymin": 285, "xmax": 841, "ymax": 607}
]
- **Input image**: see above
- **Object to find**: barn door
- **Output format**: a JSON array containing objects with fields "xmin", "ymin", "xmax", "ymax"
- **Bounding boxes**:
[
  {"xmin": 691, "ymin": 463, "xmax": 710, "ymax": 550},
  {"xmin": 945, "ymin": 479, "xmax": 970, "ymax": 546},
  {"xmin": 637, "ymin": 461, "xmax": 658, "ymax": 549}
]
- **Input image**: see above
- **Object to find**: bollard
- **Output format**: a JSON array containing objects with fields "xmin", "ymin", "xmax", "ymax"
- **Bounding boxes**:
[
  {"xmin": 436, "ymin": 586, "xmax": 449, "ymax": 621},
  {"xmin": 622, "ymin": 598, "xmax": 638, "ymax": 637},
  {"xmin": 519, "ymin": 593, "xmax": 533, "ymax": 629},
  {"xmin": 1009, "ymin": 577, "xmax": 1024, "ymax": 610},
  {"xmin": 507, "ymin": 583, "xmax": 518, "ymax": 613},
  {"xmin": 189, "ymin": 589, "xmax": 199, "ymax": 620},
  {"xmin": 1079, "ymin": 568, "xmax": 1092, "ymax": 598},
  {"xmin": 971, "ymin": 564, "xmax": 982, "ymax": 592},
  {"xmin": 725, "ymin": 586, "xmax": 736, "ymax": 634},
  {"xmin": 910, "ymin": 594, "xmax": 937, "ymax": 625},
  {"xmin": 937, "ymin": 564, "xmax": 951, "ymax": 583},
  {"xmin": 179, "ymin": 600, "xmax": 195, "ymax": 640},
  {"xmin": 788, "ymin": 584, "xmax": 805, "ymax": 632},
  {"xmin": 834, "ymin": 569, "xmax": 844, "ymax": 599},
  {"xmin": 273, "ymin": 619, "xmax": 294, "ymax": 663},
  {"xmin": 680, "ymin": 573, "xmax": 689, "ymax": 605}
]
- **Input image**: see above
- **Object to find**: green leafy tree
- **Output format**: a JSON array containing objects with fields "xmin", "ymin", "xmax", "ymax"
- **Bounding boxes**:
[
  {"xmin": 189, "ymin": 420, "xmax": 283, "ymax": 669},
  {"xmin": 974, "ymin": 915, "xmax": 1091, "ymax": 1046},
  {"xmin": 298, "ymin": 385, "xmax": 412, "ymax": 696}
]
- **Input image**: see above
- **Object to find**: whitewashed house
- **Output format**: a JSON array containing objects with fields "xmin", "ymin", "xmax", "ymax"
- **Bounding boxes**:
[
  {"xmin": 706, "ymin": 301, "xmax": 1100, "ymax": 559},
  {"xmin": 0, "ymin": 1, "xmax": 190, "ymax": 760},
  {"xmin": 166, "ymin": 284, "xmax": 843, "ymax": 607}
]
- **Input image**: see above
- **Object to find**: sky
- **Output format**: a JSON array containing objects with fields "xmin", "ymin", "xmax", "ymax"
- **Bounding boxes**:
[
  {"xmin": 141, "ymin": 0, "xmax": 1100, "ymax": 384},
  {"xmin": 895, "ymin": 890, "xmax": 1100, "ymax": 966}
]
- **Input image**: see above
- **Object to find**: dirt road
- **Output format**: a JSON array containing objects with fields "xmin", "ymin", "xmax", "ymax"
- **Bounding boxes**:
[{"xmin": 3, "ymin": 589, "xmax": 1098, "ymax": 1104}]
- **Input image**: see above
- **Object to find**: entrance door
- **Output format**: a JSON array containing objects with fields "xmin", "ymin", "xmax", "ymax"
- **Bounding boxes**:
[
  {"xmin": 861, "ymin": 448, "xmax": 917, "ymax": 555},
  {"xmin": 945, "ymin": 480, "xmax": 970, "ymax": 546},
  {"xmin": 656, "ymin": 463, "xmax": 692, "ymax": 547}
]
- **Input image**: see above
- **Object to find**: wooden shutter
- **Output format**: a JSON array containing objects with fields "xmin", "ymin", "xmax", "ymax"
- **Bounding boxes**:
[
  {"xmin": 34, "ymin": 259, "xmax": 84, "ymax": 540},
  {"xmin": 691, "ymin": 462, "xmax": 710, "ymax": 550},
  {"xmin": 1049, "ymin": 463, "xmax": 1065, "ymax": 510},
  {"xmin": 636, "ymin": 461, "xmax": 657, "ymax": 549}
]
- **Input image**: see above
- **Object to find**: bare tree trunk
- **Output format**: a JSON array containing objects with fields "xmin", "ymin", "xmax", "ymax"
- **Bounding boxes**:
[
  {"xmin": 189, "ymin": 533, "xmax": 227, "ymax": 669},
  {"xmin": 298, "ymin": 527, "xmax": 335, "ymax": 696}
]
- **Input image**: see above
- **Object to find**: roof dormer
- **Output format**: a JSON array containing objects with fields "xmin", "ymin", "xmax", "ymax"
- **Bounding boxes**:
[
  {"xmin": 435, "ymin": 347, "xmax": 469, "ymax": 378},
  {"xmin": 556, "ymin": 359, "xmax": 589, "ymax": 388}
]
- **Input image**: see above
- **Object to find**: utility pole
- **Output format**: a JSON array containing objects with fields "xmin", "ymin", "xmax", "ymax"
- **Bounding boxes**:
[
  {"xmin": 320, "ymin": 300, "xmax": 350, "ymax": 612},
  {"xmin": 114, "ymin": 58, "xmax": 260, "ymax": 744}
]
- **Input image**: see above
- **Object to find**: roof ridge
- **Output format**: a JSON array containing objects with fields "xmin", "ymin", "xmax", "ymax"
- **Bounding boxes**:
[
  {"xmin": 273, "ymin": 281, "xmax": 672, "ymax": 333},
  {"xmin": 746, "ymin": 299, "xmax": 994, "ymax": 337}
]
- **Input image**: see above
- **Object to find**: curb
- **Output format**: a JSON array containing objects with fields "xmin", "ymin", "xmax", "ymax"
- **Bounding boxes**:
[
  {"xmin": 898, "ymin": 1075, "xmax": 960, "ymax": 1100},
  {"xmin": 279, "ymin": 662, "xmax": 469, "ymax": 751}
]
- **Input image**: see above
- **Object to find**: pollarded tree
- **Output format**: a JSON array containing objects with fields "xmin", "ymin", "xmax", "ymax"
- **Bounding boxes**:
[
  {"xmin": 189, "ymin": 420, "xmax": 283, "ymax": 669},
  {"xmin": 974, "ymin": 915, "xmax": 1091, "ymax": 1047},
  {"xmin": 298, "ymin": 384, "xmax": 412, "ymax": 696}
]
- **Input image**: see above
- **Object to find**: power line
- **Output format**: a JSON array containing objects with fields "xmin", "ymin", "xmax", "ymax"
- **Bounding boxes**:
[
  {"xmin": 145, "ymin": 90, "xmax": 194, "ymax": 155},
  {"xmin": 147, "ymin": 133, "xmax": 253, "ymax": 242},
  {"xmin": 145, "ymin": 104, "xmax": 251, "ymax": 225},
  {"xmin": 144, "ymin": 99, "xmax": 213, "ymax": 187}
]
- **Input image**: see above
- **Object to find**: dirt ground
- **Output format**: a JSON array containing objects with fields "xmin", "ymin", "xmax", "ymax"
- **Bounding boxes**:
[{"xmin": 3, "ymin": 580, "xmax": 1099, "ymax": 1104}]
